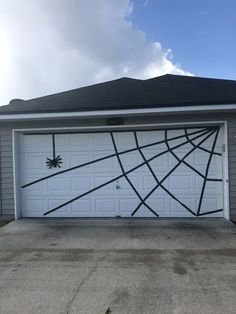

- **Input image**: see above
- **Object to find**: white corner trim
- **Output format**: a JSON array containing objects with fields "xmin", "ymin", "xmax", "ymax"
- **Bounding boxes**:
[
  {"xmin": 222, "ymin": 121, "xmax": 230, "ymax": 220},
  {"xmin": 12, "ymin": 130, "xmax": 19, "ymax": 220},
  {"xmin": 1, "ymin": 104, "xmax": 236, "ymax": 121}
]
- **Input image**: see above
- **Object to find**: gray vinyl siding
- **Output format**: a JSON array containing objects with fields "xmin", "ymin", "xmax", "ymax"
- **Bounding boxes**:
[
  {"xmin": 0, "ymin": 128, "xmax": 14, "ymax": 219},
  {"xmin": 228, "ymin": 118, "xmax": 236, "ymax": 221},
  {"xmin": 0, "ymin": 111, "xmax": 236, "ymax": 221}
]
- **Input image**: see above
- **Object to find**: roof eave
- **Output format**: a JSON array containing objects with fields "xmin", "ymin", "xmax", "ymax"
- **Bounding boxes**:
[{"xmin": 0, "ymin": 103, "xmax": 236, "ymax": 121}]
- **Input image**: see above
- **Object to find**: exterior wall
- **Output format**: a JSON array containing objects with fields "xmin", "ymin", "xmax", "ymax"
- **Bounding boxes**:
[
  {"xmin": 0, "ymin": 127, "xmax": 14, "ymax": 219},
  {"xmin": 0, "ymin": 111, "xmax": 235, "ymax": 221}
]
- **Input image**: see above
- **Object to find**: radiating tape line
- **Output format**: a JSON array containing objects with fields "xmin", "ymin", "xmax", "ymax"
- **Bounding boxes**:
[
  {"xmin": 185, "ymin": 129, "xmax": 222, "ymax": 156},
  {"xmin": 22, "ymin": 127, "xmax": 212, "ymax": 188}
]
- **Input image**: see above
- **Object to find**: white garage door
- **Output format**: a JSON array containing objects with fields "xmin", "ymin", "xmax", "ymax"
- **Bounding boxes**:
[{"xmin": 18, "ymin": 126, "xmax": 224, "ymax": 218}]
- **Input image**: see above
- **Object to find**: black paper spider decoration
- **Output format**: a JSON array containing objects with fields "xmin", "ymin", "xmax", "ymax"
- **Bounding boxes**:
[
  {"xmin": 46, "ymin": 134, "xmax": 63, "ymax": 169},
  {"xmin": 46, "ymin": 155, "xmax": 62, "ymax": 168}
]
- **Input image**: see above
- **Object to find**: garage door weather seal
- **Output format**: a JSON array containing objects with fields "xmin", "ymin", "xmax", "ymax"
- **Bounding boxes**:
[{"xmin": 21, "ymin": 126, "xmax": 223, "ymax": 217}]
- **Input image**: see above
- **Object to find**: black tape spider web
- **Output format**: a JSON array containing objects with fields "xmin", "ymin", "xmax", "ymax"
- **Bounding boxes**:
[{"xmin": 21, "ymin": 126, "xmax": 223, "ymax": 217}]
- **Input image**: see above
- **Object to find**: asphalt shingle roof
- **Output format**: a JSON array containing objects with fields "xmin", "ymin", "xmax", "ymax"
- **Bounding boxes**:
[{"xmin": 1, "ymin": 74, "xmax": 236, "ymax": 114}]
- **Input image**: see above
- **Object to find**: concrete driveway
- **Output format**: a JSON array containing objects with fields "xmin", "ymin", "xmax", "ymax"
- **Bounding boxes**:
[{"xmin": 0, "ymin": 218, "xmax": 235, "ymax": 314}]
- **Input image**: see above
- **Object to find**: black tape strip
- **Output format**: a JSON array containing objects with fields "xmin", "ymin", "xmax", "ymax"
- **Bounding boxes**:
[
  {"xmin": 52, "ymin": 134, "xmax": 56, "ymax": 159},
  {"xmin": 206, "ymin": 178, "xmax": 222, "ymax": 182},
  {"xmin": 197, "ymin": 209, "xmax": 223, "ymax": 216}
]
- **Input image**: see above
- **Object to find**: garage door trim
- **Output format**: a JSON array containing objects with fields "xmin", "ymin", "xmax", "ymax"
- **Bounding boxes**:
[{"xmin": 12, "ymin": 120, "xmax": 229, "ymax": 220}]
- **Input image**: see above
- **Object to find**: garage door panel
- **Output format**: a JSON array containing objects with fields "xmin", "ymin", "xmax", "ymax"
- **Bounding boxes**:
[
  {"xmin": 142, "ymin": 148, "xmax": 167, "ymax": 167},
  {"xmin": 118, "ymin": 153, "xmax": 141, "ymax": 172},
  {"xmin": 21, "ymin": 155, "xmax": 43, "ymax": 170},
  {"xmin": 170, "ymin": 198, "xmax": 193, "ymax": 216},
  {"xmin": 47, "ymin": 177, "xmax": 69, "ymax": 193},
  {"xmin": 19, "ymin": 134, "xmax": 49, "ymax": 153},
  {"xmin": 21, "ymin": 154, "xmax": 49, "ymax": 173},
  {"xmin": 167, "ymin": 129, "xmax": 184, "ymax": 139},
  {"xmin": 95, "ymin": 199, "xmax": 116, "ymax": 214},
  {"xmin": 148, "ymin": 156, "xmax": 169, "ymax": 173},
  {"xmin": 199, "ymin": 135, "xmax": 216, "ymax": 149},
  {"xmin": 167, "ymin": 136, "xmax": 190, "ymax": 150},
  {"xmin": 166, "ymin": 158, "xmax": 193, "ymax": 177},
  {"xmin": 71, "ymin": 199, "xmax": 92, "ymax": 214},
  {"xmin": 143, "ymin": 176, "xmax": 169, "ymax": 194},
  {"xmin": 21, "ymin": 179, "xmax": 45, "ymax": 192},
  {"xmin": 55, "ymin": 134, "xmax": 71, "ymax": 150},
  {"xmin": 22, "ymin": 198, "xmax": 46, "ymax": 215},
  {"xmin": 92, "ymin": 133, "xmax": 112, "ymax": 147},
  {"xmin": 144, "ymin": 194, "xmax": 168, "ymax": 214},
  {"xmin": 19, "ymin": 126, "xmax": 224, "ymax": 218},
  {"xmin": 70, "ymin": 153, "xmax": 93, "ymax": 169},
  {"xmin": 194, "ymin": 151, "xmax": 212, "ymax": 167},
  {"xmin": 120, "ymin": 175, "xmax": 140, "ymax": 191},
  {"xmin": 69, "ymin": 133, "xmax": 93, "ymax": 150},
  {"xmin": 195, "ymin": 177, "xmax": 222, "ymax": 192},
  {"xmin": 113, "ymin": 132, "xmax": 137, "ymax": 151},
  {"xmin": 204, "ymin": 181, "xmax": 223, "ymax": 196},
  {"xmin": 168, "ymin": 154, "xmax": 182, "ymax": 168},
  {"xmin": 93, "ymin": 175, "xmax": 118, "ymax": 193},
  {"xmin": 94, "ymin": 154, "xmax": 119, "ymax": 171},
  {"xmin": 138, "ymin": 130, "xmax": 165, "ymax": 148},
  {"xmin": 169, "ymin": 175, "xmax": 193, "ymax": 191},
  {"xmin": 143, "ymin": 175, "xmax": 156, "ymax": 190},
  {"xmin": 22, "ymin": 197, "xmax": 71, "ymax": 217},
  {"xmin": 208, "ymin": 155, "xmax": 222, "ymax": 171},
  {"xmin": 199, "ymin": 197, "xmax": 223, "ymax": 216},
  {"xmin": 70, "ymin": 176, "xmax": 92, "ymax": 192},
  {"xmin": 48, "ymin": 199, "xmax": 70, "ymax": 215},
  {"xmin": 188, "ymin": 130, "xmax": 213, "ymax": 146},
  {"xmin": 119, "ymin": 198, "xmax": 145, "ymax": 217}
]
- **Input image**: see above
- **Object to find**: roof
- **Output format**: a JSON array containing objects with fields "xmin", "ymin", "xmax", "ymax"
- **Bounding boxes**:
[{"xmin": 1, "ymin": 74, "xmax": 236, "ymax": 115}]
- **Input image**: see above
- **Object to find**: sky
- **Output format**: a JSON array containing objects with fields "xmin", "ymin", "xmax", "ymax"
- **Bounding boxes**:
[{"xmin": 0, "ymin": 0, "xmax": 235, "ymax": 105}]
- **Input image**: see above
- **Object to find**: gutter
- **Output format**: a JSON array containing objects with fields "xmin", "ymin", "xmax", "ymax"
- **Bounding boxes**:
[{"xmin": 0, "ymin": 103, "xmax": 236, "ymax": 121}]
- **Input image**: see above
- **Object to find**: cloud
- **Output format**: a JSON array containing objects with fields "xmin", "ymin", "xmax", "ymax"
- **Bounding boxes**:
[{"xmin": 0, "ymin": 0, "xmax": 192, "ymax": 105}]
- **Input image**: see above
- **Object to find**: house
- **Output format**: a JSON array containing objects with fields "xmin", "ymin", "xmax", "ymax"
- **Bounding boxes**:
[{"xmin": 0, "ymin": 74, "xmax": 236, "ymax": 221}]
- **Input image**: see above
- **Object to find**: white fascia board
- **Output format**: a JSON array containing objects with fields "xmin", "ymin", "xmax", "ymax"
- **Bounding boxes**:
[{"xmin": 1, "ymin": 103, "xmax": 236, "ymax": 121}]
